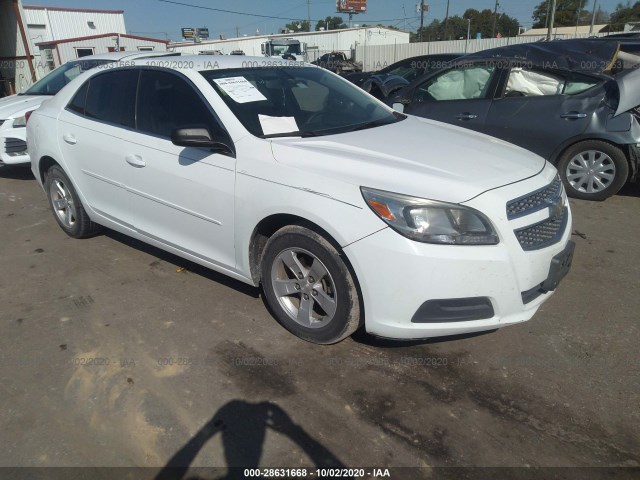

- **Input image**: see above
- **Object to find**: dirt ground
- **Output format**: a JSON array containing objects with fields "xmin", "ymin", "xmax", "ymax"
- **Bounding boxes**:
[{"xmin": 0, "ymin": 164, "xmax": 638, "ymax": 478}]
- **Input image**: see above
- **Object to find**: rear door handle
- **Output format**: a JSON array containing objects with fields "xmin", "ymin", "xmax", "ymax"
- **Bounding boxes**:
[
  {"xmin": 456, "ymin": 112, "xmax": 479, "ymax": 120},
  {"xmin": 560, "ymin": 111, "xmax": 587, "ymax": 120},
  {"xmin": 125, "ymin": 154, "xmax": 146, "ymax": 168},
  {"xmin": 62, "ymin": 133, "xmax": 77, "ymax": 145}
]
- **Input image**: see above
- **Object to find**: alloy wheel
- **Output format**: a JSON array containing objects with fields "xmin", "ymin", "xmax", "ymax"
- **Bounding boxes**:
[
  {"xmin": 49, "ymin": 179, "xmax": 77, "ymax": 228},
  {"xmin": 270, "ymin": 248, "xmax": 337, "ymax": 328}
]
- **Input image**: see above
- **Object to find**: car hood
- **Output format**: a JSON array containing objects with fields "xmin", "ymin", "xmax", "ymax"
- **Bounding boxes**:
[
  {"xmin": 615, "ymin": 66, "xmax": 640, "ymax": 116},
  {"xmin": 270, "ymin": 116, "xmax": 545, "ymax": 204},
  {"xmin": 0, "ymin": 94, "xmax": 48, "ymax": 120}
]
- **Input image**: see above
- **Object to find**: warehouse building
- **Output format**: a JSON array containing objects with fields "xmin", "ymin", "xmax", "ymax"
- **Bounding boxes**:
[
  {"xmin": 35, "ymin": 33, "xmax": 169, "ymax": 70},
  {"xmin": 170, "ymin": 26, "xmax": 409, "ymax": 61},
  {"xmin": 1, "ymin": 1, "xmax": 167, "ymax": 94}
]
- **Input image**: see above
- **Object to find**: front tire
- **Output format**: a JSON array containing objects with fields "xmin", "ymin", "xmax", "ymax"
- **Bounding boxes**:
[
  {"xmin": 45, "ymin": 165, "xmax": 101, "ymax": 238},
  {"xmin": 557, "ymin": 140, "xmax": 629, "ymax": 201},
  {"xmin": 261, "ymin": 226, "xmax": 361, "ymax": 344}
]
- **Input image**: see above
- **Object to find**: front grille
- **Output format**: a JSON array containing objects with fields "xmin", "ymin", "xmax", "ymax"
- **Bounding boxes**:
[
  {"xmin": 514, "ymin": 207, "xmax": 568, "ymax": 251},
  {"xmin": 506, "ymin": 176, "xmax": 563, "ymax": 219},
  {"xmin": 3, "ymin": 137, "xmax": 28, "ymax": 156}
]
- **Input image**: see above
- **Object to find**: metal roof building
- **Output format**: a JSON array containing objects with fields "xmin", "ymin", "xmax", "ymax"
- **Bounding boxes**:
[
  {"xmin": 170, "ymin": 26, "xmax": 410, "ymax": 61},
  {"xmin": 23, "ymin": 5, "xmax": 127, "ymax": 43},
  {"xmin": 35, "ymin": 33, "xmax": 169, "ymax": 70}
]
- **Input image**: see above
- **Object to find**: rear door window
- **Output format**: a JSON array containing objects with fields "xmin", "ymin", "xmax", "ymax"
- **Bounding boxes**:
[
  {"xmin": 84, "ymin": 70, "xmax": 138, "ymax": 128},
  {"xmin": 505, "ymin": 67, "xmax": 600, "ymax": 97}
]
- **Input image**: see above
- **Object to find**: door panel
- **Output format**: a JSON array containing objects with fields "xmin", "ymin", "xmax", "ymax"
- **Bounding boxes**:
[
  {"xmin": 483, "ymin": 67, "xmax": 603, "ymax": 160},
  {"xmin": 57, "ymin": 70, "xmax": 139, "ymax": 227},
  {"xmin": 484, "ymin": 95, "xmax": 601, "ymax": 160},
  {"xmin": 122, "ymin": 133, "xmax": 236, "ymax": 269},
  {"xmin": 404, "ymin": 65, "xmax": 499, "ymax": 133},
  {"xmin": 123, "ymin": 69, "xmax": 236, "ymax": 269},
  {"xmin": 405, "ymin": 98, "xmax": 493, "ymax": 132}
]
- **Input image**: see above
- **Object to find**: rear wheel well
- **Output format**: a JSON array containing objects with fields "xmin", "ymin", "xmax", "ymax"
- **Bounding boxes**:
[{"xmin": 38, "ymin": 156, "xmax": 59, "ymax": 183}]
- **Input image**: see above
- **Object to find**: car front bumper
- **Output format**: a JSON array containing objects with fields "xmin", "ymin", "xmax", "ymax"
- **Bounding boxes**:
[
  {"xmin": 344, "ymin": 168, "xmax": 573, "ymax": 340},
  {"xmin": 0, "ymin": 123, "xmax": 29, "ymax": 165}
]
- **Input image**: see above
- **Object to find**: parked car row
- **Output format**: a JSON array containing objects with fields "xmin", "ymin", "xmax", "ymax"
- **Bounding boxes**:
[
  {"xmin": 17, "ymin": 53, "xmax": 575, "ymax": 344},
  {"xmin": 386, "ymin": 39, "xmax": 640, "ymax": 201}
]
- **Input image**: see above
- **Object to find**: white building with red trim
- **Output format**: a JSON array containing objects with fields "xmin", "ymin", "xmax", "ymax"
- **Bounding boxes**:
[{"xmin": 0, "ymin": 1, "xmax": 168, "ymax": 94}]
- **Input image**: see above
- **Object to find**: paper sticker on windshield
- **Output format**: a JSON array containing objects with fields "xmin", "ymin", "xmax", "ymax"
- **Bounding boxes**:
[
  {"xmin": 213, "ymin": 77, "xmax": 267, "ymax": 103},
  {"xmin": 259, "ymin": 115, "xmax": 299, "ymax": 136}
]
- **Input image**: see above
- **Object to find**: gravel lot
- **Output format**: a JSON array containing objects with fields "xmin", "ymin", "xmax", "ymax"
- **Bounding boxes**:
[{"xmin": 0, "ymin": 164, "xmax": 638, "ymax": 477}]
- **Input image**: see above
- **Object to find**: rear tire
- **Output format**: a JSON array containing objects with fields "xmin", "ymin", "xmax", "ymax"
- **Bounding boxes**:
[
  {"xmin": 557, "ymin": 140, "xmax": 629, "ymax": 201},
  {"xmin": 45, "ymin": 165, "xmax": 101, "ymax": 238},
  {"xmin": 261, "ymin": 226, "xmax": 361, "ymax": 344}
]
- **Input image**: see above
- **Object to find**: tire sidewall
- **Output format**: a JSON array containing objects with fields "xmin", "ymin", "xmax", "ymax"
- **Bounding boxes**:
[
  {"xmin": 558, "ymin": 141, "xmax": 629, "ymax": 201},
  {"xmin": 45, "ymin": 166, "xmax": 84, "ymax": 237},
  {"xmin": 261, "ymin": 228, "xmax": 360, "ymax": 344}
]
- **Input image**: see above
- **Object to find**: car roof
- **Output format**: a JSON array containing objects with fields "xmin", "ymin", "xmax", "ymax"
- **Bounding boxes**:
[
  {"xmin": 69, "ymin": 51, "xmax": 179, "ymax": 62},
  {"xmin": 453, "ymin": 39, "xmax": 620, "ymax": 74}
]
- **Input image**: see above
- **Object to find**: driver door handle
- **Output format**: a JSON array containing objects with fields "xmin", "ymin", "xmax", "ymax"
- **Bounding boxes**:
[
  {"xmin": 560, "ymin": 111, "xmax": 587, "ymax": 120},
  {"xmin": 456, "ymin": 112, "xmax": 478, "ymax": 120},
  {"xmin": 125, "ymin": 154, "xmax": 146, "ymax": 168},
  {"xmin": 62, "ymin": 133, "xmax": 77, "ymax": 145}
]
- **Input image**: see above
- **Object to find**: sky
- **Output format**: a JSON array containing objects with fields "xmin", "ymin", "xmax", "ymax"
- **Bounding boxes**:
[{"xmin": 24, "ymin": 0, "xmax": 624, "ymax": 41}]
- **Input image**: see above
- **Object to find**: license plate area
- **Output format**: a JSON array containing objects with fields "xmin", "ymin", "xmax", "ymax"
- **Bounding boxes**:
[{"xmin": 542, "ymin": 240, "xmax": 575, "ymax": 292}]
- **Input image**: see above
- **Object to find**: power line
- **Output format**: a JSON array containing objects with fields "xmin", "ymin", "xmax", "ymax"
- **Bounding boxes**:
[{"xmin": 156, "ymin": 0, "xmax": 408, "ymax": 23}]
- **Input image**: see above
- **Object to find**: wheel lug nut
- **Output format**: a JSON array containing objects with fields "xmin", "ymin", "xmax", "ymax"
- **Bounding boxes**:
[
  {"xmin": 303, "ymin": 293, "xmax": 309, "ymax": 300},
  {"xmin": 295, "ymin": 284, "xmax": 301, "ymax": 290},
  {"xmin": 308, "ymin": 276, "xmax": 315, "ymax": 283},
  {"xmin": 297, "ymin": 272, "xmax": 304, "ymax": 279},
  {"xmin": 312, "ymin": 289, "xmax": 318, "ymax": 297}
]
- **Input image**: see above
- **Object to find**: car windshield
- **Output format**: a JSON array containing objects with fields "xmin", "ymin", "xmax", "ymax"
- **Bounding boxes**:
[
  {"xmin": 202, "ymin": 66, "xmax": 403, "ymax": 138},
  {"xmin": 23, "ymin": 59, "xmax": 112, "ymax": 95}
]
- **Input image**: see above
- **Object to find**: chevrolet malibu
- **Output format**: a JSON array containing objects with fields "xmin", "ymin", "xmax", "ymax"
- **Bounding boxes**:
[{"xmin": 28, "ymin": 56, "xmax": 574, "ymax": 344}]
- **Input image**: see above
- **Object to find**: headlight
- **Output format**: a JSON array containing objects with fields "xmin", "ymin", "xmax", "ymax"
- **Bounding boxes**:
[
  {"xmin": 12, "ymin": 115, "xmax": 27, "ymax": 128},
  {"xmin": 361, "ymin": 187, "xmax": 499, "ymax": 245}
]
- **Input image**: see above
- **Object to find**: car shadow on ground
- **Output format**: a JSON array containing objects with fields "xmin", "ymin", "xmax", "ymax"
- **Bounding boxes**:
[
  {"xmin": 618, "ymin": 182, "xmax": 640, "ymax": 198},
  {"xmin": 0, "ymin": 165, "xmax": 34, "ymax": 180},
  {"xmin": 154, "ymin": 400, "xmax": 345, "ymax": 480},
  {"xmin": 350, "ymin": 328, "xmax": 498, "ymax": 348},
  {"xmin": 104, "ymin": 229, "xmax": 261, "ymax": 299}
]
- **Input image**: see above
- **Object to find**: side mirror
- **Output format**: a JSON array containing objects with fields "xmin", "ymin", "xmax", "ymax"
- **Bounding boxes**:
[
  {"xmin": 171, "ymin": 127, "xmax": 232, "ymax": 154},
  {"xmin": 392, "ymin": 103, "xmax": 405, "ymax": 113}
]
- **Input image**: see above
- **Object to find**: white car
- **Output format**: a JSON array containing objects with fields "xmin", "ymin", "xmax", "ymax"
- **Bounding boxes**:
[
  {"xmin": 28, "ymin": 56, "xmax": 574, "ymax": 344},
  {"xmin": 0, "ymin": 51, "xmax": 175, "ymax": 166}
]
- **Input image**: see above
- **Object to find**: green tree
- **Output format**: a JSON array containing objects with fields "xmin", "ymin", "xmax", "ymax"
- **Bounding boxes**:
[
  {"xmin": 284, "ymin": 20, "xmax": 310, "ymax": 32},
  {"xmin": 414, "ymin": 9, "xmax": 519, "ymax": 42},
  {"xmin": 315, "ymin": 16, "xmax": 347, "ymax": 31},
  {"xmin": 532, "ymin": 0, "xmax": 589, "ymax": 28},
  {"xmin": 463, "ymin": 8, "xmax": 520, "ymax": 38},
  {"xmin": 610, "ymin": 1, "xmax": 640, "ymax": 30}
]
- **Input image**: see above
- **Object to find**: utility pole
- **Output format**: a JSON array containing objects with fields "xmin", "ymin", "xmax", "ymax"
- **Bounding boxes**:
[
  {"xmin": 419, "ymin": 0, "xmax": 425, "ymax": 42},
  {"xmin": 307, "ymin": 0, "xmax": 311, "ymax": 31},
  {"xmin": 547, "ymin": 0, "xmax": 557, "ymax": 40},
  {"xmin": 443, "ymin": 0, "xmax": 450, "ymax": 40},
  {"xmin": 465, "ymin": 18, "xmax": 471, "ymax": 53},
  {"xmin": 589, "ymin": 0, "xmax": 598, "ymax": 35},
  {"xmin": 492, "ymin": 0, "xmax": 499, "ymax": 38}
]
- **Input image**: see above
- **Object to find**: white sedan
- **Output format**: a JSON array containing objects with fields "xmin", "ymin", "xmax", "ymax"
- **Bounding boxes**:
[
  {"xmin": 0, "ymin": 51, "xmax": 175, "ymax": 166},
  {"xmin": 27, "ymin": 55, "xmax": 574, "ymax": 344}
]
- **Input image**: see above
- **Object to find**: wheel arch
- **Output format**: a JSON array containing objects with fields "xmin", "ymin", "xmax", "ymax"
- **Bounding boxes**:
[
  {"xmin": 247, "ymin": 213, "xmax": 365, "ymax": 321},
  {"xmin": 37, "ymin": 155, "xmax": 60, "ymax": 183}
]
